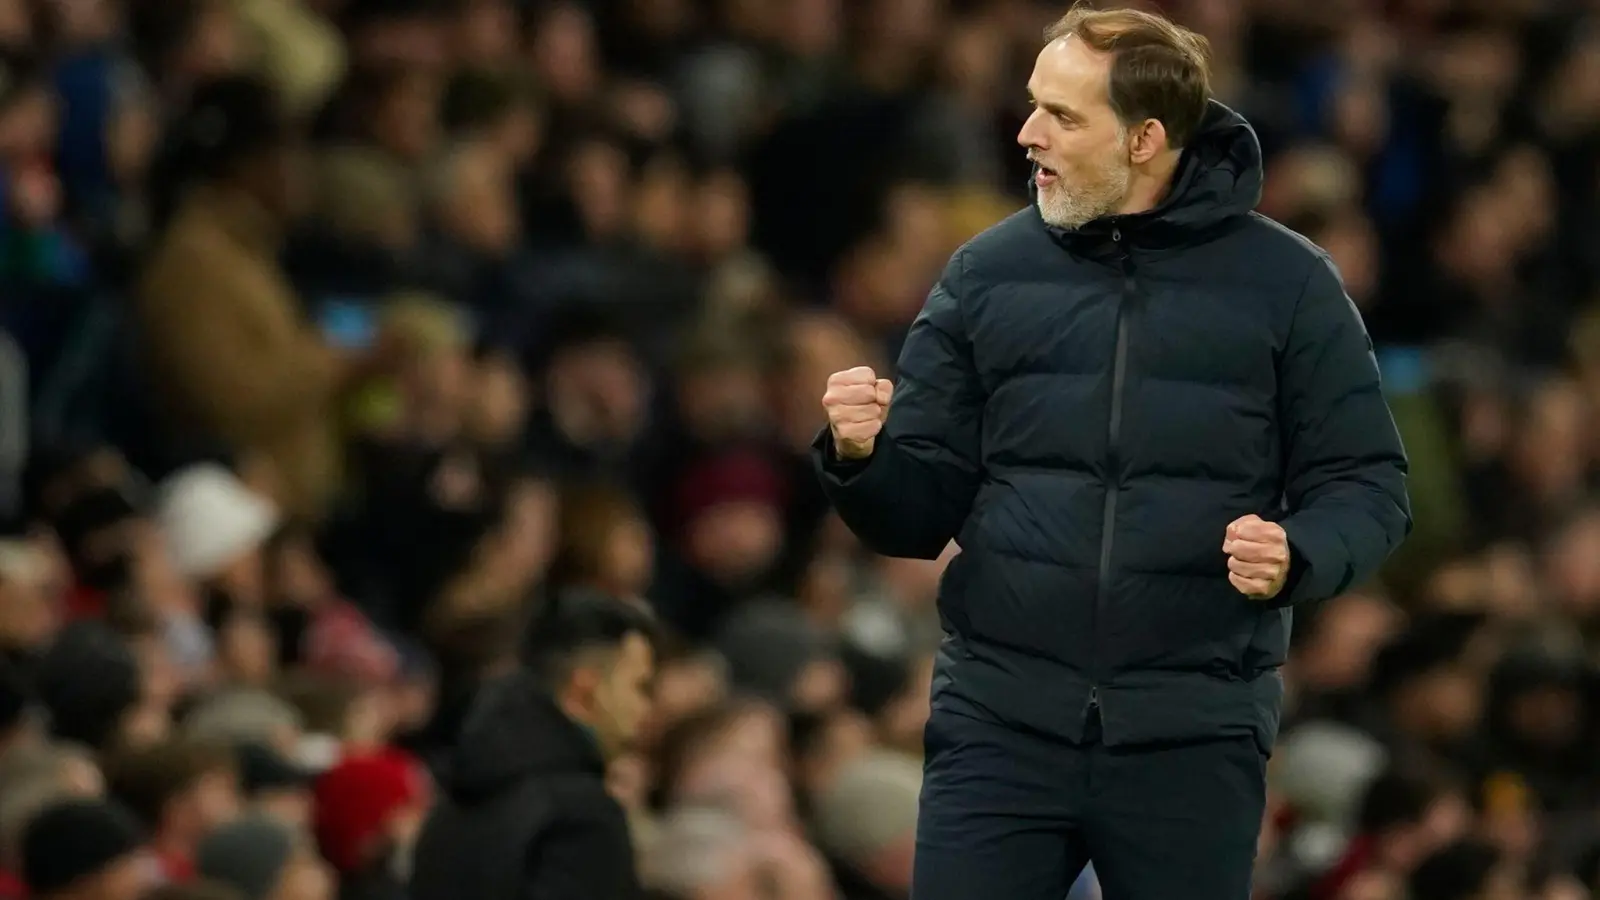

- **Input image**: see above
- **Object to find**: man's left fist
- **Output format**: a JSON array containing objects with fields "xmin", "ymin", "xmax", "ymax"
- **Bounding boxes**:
[{"xmin": 1222, "ymin": 514, "xmax": 1290, "ymax": 601}]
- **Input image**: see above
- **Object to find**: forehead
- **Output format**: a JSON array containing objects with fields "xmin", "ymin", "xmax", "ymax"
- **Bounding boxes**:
[{"xmin": 1029, "ymin": 36, "xmax": 1113, "ymax": 109}]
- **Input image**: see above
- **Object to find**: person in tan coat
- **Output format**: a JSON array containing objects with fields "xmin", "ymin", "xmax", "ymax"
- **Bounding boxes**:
[{"xmin": 138, "ymin": 75, "xmax": 373, "ymax": 521}]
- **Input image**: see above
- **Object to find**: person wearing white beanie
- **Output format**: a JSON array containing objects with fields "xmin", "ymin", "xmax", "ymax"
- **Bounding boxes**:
[{"xmin": 154, "ymin": 464, "xmax": 280, "ymax": 598}]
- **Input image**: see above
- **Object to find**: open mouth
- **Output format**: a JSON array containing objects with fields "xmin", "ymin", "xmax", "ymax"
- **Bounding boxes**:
[{"xmin": 1034, "ymin": 164, "xmax": 1059, "ymax": 186}]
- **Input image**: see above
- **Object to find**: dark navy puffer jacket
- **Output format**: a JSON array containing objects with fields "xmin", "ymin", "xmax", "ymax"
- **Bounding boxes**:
[{"xmin": 814, "ymin": 102, "xmax": 1410, "ymax": 753}]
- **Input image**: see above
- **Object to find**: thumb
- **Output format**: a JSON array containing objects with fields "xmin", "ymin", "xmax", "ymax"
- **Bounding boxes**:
[{"xmin": 875, "ymin": 378, "xmax": 894, "ymax": 415}]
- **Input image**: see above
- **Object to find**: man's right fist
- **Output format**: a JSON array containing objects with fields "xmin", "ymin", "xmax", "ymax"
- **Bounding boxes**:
[{"xmin": 822, "ymin": 367, "xmax": 893, "ymax": 460}]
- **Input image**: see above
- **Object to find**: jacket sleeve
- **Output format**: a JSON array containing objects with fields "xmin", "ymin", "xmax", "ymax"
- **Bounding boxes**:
[
  {"xmin": 1276, "ymin": 256, "xmax": 1411, "ymax": 606},
  {"xmin": 812, "ymin": 247, "xmax": 984, "ymax": 559}
]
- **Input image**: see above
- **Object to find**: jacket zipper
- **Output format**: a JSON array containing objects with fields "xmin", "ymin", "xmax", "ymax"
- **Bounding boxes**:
[{"xmin": 1089, "ymin": 231, "xmax": 1134, "ymax": 719}]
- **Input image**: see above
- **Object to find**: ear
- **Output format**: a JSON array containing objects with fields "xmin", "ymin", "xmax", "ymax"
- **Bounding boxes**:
[
  {"xmin": 1127, "ymin": 118, "xmax": 1169, "ymax": 165},
  {"xmin": 564, "ymin": 665, "xmax": 603, "ymax": 718}
]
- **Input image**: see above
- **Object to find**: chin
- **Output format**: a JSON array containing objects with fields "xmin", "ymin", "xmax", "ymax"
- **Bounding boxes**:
[{"xmin": 1036, "ymin": 193, "xmax": 1089, "ymax": 230}]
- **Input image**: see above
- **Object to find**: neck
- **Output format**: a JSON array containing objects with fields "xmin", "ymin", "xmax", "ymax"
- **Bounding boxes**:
[
  {"xmin": 555, "ymin": 693, "xmax": 607, "ymax": 759},
  {"xmin": 1117, "ymin": 151, "xmax": 1182, "ymax": 216}
]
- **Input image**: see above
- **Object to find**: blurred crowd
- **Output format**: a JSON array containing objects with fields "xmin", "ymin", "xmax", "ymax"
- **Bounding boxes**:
[{"xmin": 0, "ymin": 0, "xmax": 1599, "ymax": 899}]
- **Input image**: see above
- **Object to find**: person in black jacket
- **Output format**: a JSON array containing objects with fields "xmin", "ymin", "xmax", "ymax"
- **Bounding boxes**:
[
  {"xmin": 814, "ymin": 7, "xmax": 1410, "ymax": 900},
  {"xmin": 407, "ymin": 589, "xmax": 657, "ymax": 900}
]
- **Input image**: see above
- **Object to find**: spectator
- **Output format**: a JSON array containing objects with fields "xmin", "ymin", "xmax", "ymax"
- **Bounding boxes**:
[
  {"xmin": 0, "ymin": 542, "xmax": 54, "ymax": 696},
  {"xmin": 261, "ymin": 526, "xmax": 399, "ymax": 689},
  {"xmin": 20, "ymin": 798, "xmax": 149, "ymax": 900},
  {"xmin": 311, "ymin": 748, "xmax": 429, "ymax": 900},
  {"xmin": 789, "ymin": 708, "xmax": 873, "ymax": 801},
  {"xmin": 125, "ymin": 0, "xmax": 242, "ymax": 108},
  {"xmin": 154, "ymin": 464, "xmax": 278, "ymax": 611},
  {"xmin": 712, "ymin": 600, "xmax": 845, "ymax": 715},
  {"xmin": 639, "ymin": 805, "xmax": 831, "ymax": 900},
  {"xmin": 135, "ymin": 75, "xmax": 364, "ymax": 521},
  {"xmin": 234, "ymin": 742, "xmax": 314, "ymax": 831},
  {"xmin": 649, "ymin": 697, "xmax": 792, "ymax": 831},
  {"xmin": 548, "ymin": 482, "xmax": 655, "ymax": 602},
  {"xmin": 1408, "ymin": 840, "xmax": 1522, "ymax": 900},
  {"xmin": 409, "ymin": 589, "xmax": 657, "ymax": 900},
  {"xmin": 195, "ymin": 814, "xmax": 333, "ymax": 900},
  {"xmin": 103, "ymin": 739, "xmax": 241, "ymax": 884},
  {"xmin": 1311, "ymin": 768, "xmax": 1472, "ymax": 900},
  {"xmin": 34, "ymin": 620, "xmax": 158, "ymax": 751},
  {"xmin": 810, "ymin": 750, "xmax": 920, "ymax": 900},
  {"xmin": 655, "ymin": 449, "xmax": 792, "ymax": 638},
  {"xmin": 183, "ymin": 687, "xmax": 303, "ymax": 755},
  {"xmin": 49, "ymin": 485, "xmax": 143, "ymax": 622},
  {"xmin": 0, "ymin": 759, "xmax": 99, "ymax": 900}
]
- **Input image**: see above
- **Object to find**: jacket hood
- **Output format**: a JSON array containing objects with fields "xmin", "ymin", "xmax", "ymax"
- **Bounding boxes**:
[
  {"xmin": 439, "ymin": 671, "xmax": 604, "ymax": 803},
  {"xmin": 1032, "ymin": 100, "xmax": 1263, "ymax": 248}
]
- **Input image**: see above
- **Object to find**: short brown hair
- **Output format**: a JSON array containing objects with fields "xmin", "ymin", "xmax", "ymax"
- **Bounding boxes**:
[
  {"xmin": 1044, "ymin": 3, "xmax": 1212, "ymax": 148},
  {"xmin": 103, "ymin": 739, "xmax": 236, "ymax": 828}
]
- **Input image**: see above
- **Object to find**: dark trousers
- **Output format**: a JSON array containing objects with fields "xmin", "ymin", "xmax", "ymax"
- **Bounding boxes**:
[{"xmin": 911, "ymin": 707, "xmax": 1266, "ymax": 900}]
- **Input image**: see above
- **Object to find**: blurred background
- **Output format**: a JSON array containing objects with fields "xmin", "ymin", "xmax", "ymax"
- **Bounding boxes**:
[{"xmin": 0, "ymin": 0, "xmax": 1599, "ymax": 899}]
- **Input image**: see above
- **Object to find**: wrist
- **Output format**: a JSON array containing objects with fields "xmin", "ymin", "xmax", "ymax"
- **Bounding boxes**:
[{"xmin": 832, "ymin": 435, "xmax": 875, "ymax": 461}]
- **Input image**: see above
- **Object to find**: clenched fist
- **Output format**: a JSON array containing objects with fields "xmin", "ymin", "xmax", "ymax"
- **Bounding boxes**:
[
  {"xmin": 1222, "ymin": 514, "xmax": 1291, "ymax": 600},
  {"xmin": 822, "ymin": 366, "xmax": 893, "ymax": 460}
]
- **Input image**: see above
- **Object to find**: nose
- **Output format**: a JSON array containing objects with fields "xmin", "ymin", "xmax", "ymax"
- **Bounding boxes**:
[{"xmin": 1017, "ymin": 108, "xmax": 1047, "ymax": 149}]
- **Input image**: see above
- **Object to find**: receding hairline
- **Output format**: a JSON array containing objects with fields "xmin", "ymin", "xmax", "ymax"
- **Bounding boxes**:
[
  {"xmin": 1040, "ymin": 5, "xmax": 1215, "ymax": 147},
  {"xmin": 1044, "ymin": 5, "xmax": 1211, "ymax": 57}
]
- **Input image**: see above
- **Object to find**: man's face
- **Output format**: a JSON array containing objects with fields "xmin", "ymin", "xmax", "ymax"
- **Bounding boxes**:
[
  {"xmin": 589, "ymin": 632, "xmax": 655, "ymax": 759},
  {"xmin": 1017, "ymin": 36, "xmax": 1133, "ymax": 229}
]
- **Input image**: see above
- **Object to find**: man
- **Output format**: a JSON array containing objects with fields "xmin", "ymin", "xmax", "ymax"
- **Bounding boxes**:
[
  {"xmin": 103, "ymin": 739, "xmax": 242, "ymax": 884},
  {"xmin": 814, "ymin": 6, "xmax": 1410, "ymax": 900},
  {"xmin": 137, "ymin": 74, "xmax": 376, "ymax": 521},
  {"xmin": 195, "ymin": 814, "xmax": 334, "ymax": 900},
  {"xmin": 409, "ymin": 589, "xmax": 656, "ymax": 900}
]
